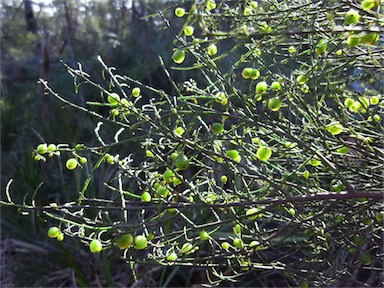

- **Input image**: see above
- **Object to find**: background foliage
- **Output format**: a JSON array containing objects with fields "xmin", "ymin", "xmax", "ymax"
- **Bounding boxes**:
[{"xmin": 1, "ymin": 0, "xmax": 384, "ymax": 287}]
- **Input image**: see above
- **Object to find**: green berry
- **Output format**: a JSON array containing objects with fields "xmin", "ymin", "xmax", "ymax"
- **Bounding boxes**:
[
  {"xmin": 303, "ymin": 170, "xmax": 310, "ymax": 179},
  {"xmin": 256, "ymin": 146, "xmax": 272, "ymax": 161},
  {"xmin": 115, "ymin": 233, "xmax": 133, "ymax": 249},
  {"xmin": 346, "ymin": 36, "xmax": 361, "ymax": 47},
  {"xmin": 370, "ymin": 95, "xmax": 380, "ymax": 105},
  {"xmin": 361, "ymin": 32, "xmax": 379, "ymax": 45},
  {"xmin": 241, "ymin": 68, "xmax": 252, "ymax": 79},
  {"xmin": 89, "ymin": 239, "xmax": 102, "ymax": 253},
  {"xmin": 344, "ymin": 97, "xmax": 354, "ymax": 108},
  {"xmin": 375, "ymin": 211, "xmax": 384, "ymax": 221},
  {"xmin": 141, "ymin": 191, "xmax": 151, "ymax": 202},
  {"xmin": 107, "ymin": 93, "xmax": 120, "ymax": 105},
  {"xmin": 373, "ymin": 114, "xmax": 380, "ymax": 122},
  {"xmin": 226, "ymin": 149, "xmax": 241, "ymax": 163},
  {"xmin": 296, "ymin": 75, "xmax": 308, "ymax": 85},
  {"xmin": 315, "ymin": 39, "xmax": 327, "ymax": 54},
  {"xmin": 145, "ymin": 150, "xmax": 153, "ymax": 157},
  {"xmin": 199, "ymin": 230, "xmax": 209, "ymax": 240},
  {"xmin": 79, "ymin": 157, "xmax": 87, "ymax": 164},
  {"xmin": 134, "ymin": 235, "xmax": 148, "ymax": 250},
  {"xmin": 175, "ymin": 154, "xmax": 189, "ymax": 170},
  {"xmin": 268, "ymin": 97, "xmax": 282, "ymax": 111},
  {"xmin": 47, "ymin": 144, "xmax": 56, "ymax": 152},
  {"xmin": 110, "ymin": 109, "xmax": 119, "ymax": 116},
  {"xmin": 37, "ymin": 143, "xmax": 48, "ymax": 154},
  {"xmin": 56, "ymin": 233, "xmax": 64, "ymax": 242},
  {"xmin": 172, "ymin": 50, "xmax": 185, "ymax": 64},
  {"xmin": 66, "ymin": 158, "xmax": 78, "ymax": 170},
  {"xmin": 170, "ymin": 152, "xmax": 178, "ymax": 161},
  {"xmin": 207, "ymin": 0, "xmax": 216, "ymax": 10},
  {"xmin": 270, "ymin": 81, "xmax": 281, "ymax": 91},
  {"xmin": 180, "ymin": 243, "xmax": 193, "ymax": 253},
  {"xmin": 233, "ymin": 238, "xmax": 244, "ymax": 248},
  {"xmin": 220, "ymin": 175, "xmax": 228, "ymax": 184},
  {"xmin": 175, "ymin": 7, "xmax": 185, "ymax": 17},
  {"xmin": 345, "ymin": 9, "xmax": 359, "ymax": 24},
  {"xmin": 207, "ymin": 44, "xmax": 218, "ymax": 56},
  {"xmin": 250, "ymin": 68, "xmax": 260, "ymax": 80},
  {"xmin": 212, "ymin": 122, "xmax": 224, "ymax": 135},
  {"xmin": 184, "ymin": 26, "xmax": 194, "ymax": 36},
  {"xmin": 221, "ymin": 242, "xmax": 230, "ymax": 250},
  {"xmin": 256, "ymin": 81, "xmax": 268, "ymax": 94},
  {"xmin": 288, "ymin": 46, "xmax": 296, "ymax": 54},
  {"xmin": 163, "ymin": 168, "xmax": 175, "ymax": 182},
  {"xmin": 48, "ymin": 226, "xmax": 60, "ymax": 238},
  {"xmin": 174, "ymin": 126, "xmax": 185, "ymax": 136},
  {"xmin": 132, "ymin": 87, "xmax": 141, "ymax": 97},
  {"xmin": 166, "ymin": 252, "xmax": 178, "ymax": 261}
]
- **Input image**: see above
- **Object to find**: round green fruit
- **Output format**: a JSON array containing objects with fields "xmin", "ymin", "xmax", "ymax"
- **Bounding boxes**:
[
  {"xmin": 199, "ymin": 230, "xmax": 209, "ymax": 240},
  {"xmin": 375, "ymin": 211, "xmax": 384, "ymax": 221},
  {"xmin": 296, "ymin": 75, "xmax": 308, "ymax": 85},
  {"xmin": 270, "ymin": 81, "xmax": 281, "ymax": 91},
  {"xmin": 345, "ymin": 9, "xmax": 359, "ymax": 25},
  {"xmin": 346, "ymin": 36, "xmax": 361, "ymax": 47},
  {"xmin": 141, "ymin": 191, "xmax": 152, "ymax": 202},
  {"xmin": 207, "ymin": 0, "xmax": 216, "ymax": 10},
  {"xmin": 37, "ymin": 143, "xmax": 48, "ymax": 154},
  {"xmin": 175, "ymin": 154, "xmax": 189, "ymax": 170},
  {"xmin": 166, "ymin": 252, "xmax": 178, "ymax": 261},
  {"xmin": 48, "ymin": 226, "xmax": 60, "ymax": 238},
  {"xmin": 233, "ymin": 238, "xmax": 244, "ymax": 248},
  {"xmin": 212, "ymin": 122, "xmax": 224, "ymax": 135},
  {"xmin": 115, "ymin": 233, "xmax": 133, "ymax": 249},
  {"xmin": 56, "ymin": 233, "xmax": 64, "ymax": 242},
  {"xmin": 250, "ymin": 68, "xmax": 260, "ymax": 80},
  {"xmin": 303, "ymin": 170, "xmax": 310, "ymax": 179},
  {"xmin": 241, "ymin": 68, "xmax": 252, "ymax": 79},
  {"xmin": 47, "ymin": 144, "xmax": 57, "ymax": 152},
  {"xmin": 107, "ymin": 93, "xmax": 120, "ymax": 105},
  {"xmin": 172, "ymin": 50, "xmax": 185, "ymax": 64},
  {"xmin": 132, "ymin": 87, "xmax": 141, "ymax": 97},
  {"xmin": 66, "ymin": 158, "xmax": 78, "ymax": 170},
  {"xmin": 226, "ymin": 149, "xmax": 241, "ymax": 163},
  {"xmin": 220, "ymin": 175, "xmax": 228, "ymax": 184},
  {"xmin": 268, "ymin": 97, "xmax": 282, "ymax": 111},
  {"xmin": 184, "ymin": 26, "xmax": 194, "ymax": 36},
  {"xmin": 361, "ymin": 32, "xmax": 379, "ymax": 45},
  {"xmin": 89, "ymin": 239, "xmax": 102, "ymax": 253},
  {"xmin": 361, "ymin": 0, "xmax": 377, "ymax": 11},
  {"xmin": 256, "ymin": 81, "xmax": 268, "ymax": 94},
  {"xmin": 221, "ymin": 242, "xmax": 230, "ymax": 250},
  {"xmin": 207, "ymin": 44, "xmax": 218, "ymax": 56},
  {"xmin": 134, "ymin": 235, "xmax": 148, "ymax": 250},
  {"xmin": 256, "ymin": 146, "xmax": 272, "ymax": 161},
  {"xmin": 145, "ymin": 150, "xmax": 153, "ymax": 157},
  {"xmin": 163, "ymin": 168, "xmax": 175, "ymax": 182},
  {"xmin": 344, "ymin": 97, "xmax": 354, "ymax": 108},
  {"xmin": 174, "ymin": 126, "xmax": 185, "ymax": 136},
  {"xmin": 246, "ymin": 208, "xmax": 258, "ymax": 220},
  {"xmin": 315, "ymin": 39, "xmax": 327, "ymax": 54},
  {"xmin": 170, "ymin": 152, "xmax": 178, "ymax": 161},
  {"xmin": 370, "ymin": 95, "xmax": 380, "ymax": 105},
  {"xmin": 175, "ymin": 7, "xmax": 185, "ymax": 17}
]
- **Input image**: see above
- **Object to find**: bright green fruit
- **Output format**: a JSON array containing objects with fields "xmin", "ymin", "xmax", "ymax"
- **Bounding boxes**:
[
  {"xmin": 170, "ymin": 152, "xmax": 178, "ymax": 161},
  {"xmin": 110, "ymin": 109, "xmax": 119, "ymax": 116},
  {"xmin": 48, "ymin": 226, "xmax": 60, "ymax": 238},
  {"xmin": 361, "ymin": 0, "xmax": 377, "ymax": 10},
  {"xmin": 345, "ymin": 9, "xmax": 359, "ymax": 24},
  {"xmin": 34, "ymin": 154, "xmax": 41, "ymax": 161},
  {"xmin": 107, "ymin": 93, "xmax": 120, "ymax": 105},
  {"xmin": 79, "ymin": 157, "xmax": 87, "ymax": 164},
  {"xmin": 309, "ymin": 158, "xmax": 321, "ymax": 167},
  {"xmin": 37, "ymin": 143, "xmax": 48, "ymax": 154},
  {"xmin": 134, "ymin": 235, "xmax": 148, "ymax": 250},
  {"xmin": 207, "ymin": 0, "xmax": 216, "ymax": 10},
  {"xmin": 66, "ymin": 158, "xmax": 78, "ymax": 170},
  {"xmin": 180, "ymin": 243, "xmax": 193, "ymax": 253},
  {"xmin": 233, "ymin": 238, "xmax": 244, "ymax": 248},
  {"xmin": 56, "ymin": 233, "xmax": 64, "ymax": 242},
  {"xmin": 47, "ymin": 144, "xmax": 56, "ymax": 152},
  {"xmin": 233, "ymin": 224, "xmax": 242, "ymax": 235},
  {"xmin": 89, "ymin": 239, "xmax": 102, "ymax": 253},
  {"xmin": 172, "ymin": 177, "xmax": 182, "ymax": 186},
  {"xmin": 175, "ymin": 7, "xmax": 185, "ymax": 17},
  {"xmin": 288, "ymin": 208, "xmax": 295, "ymax": 216},
  {"xmin": 243, "ymin": 7, "xmax": 252, "ymax": 15},
  {"xmin": 115, "ymin": 233, "xmax": 133, "ymax": 249},
  {"xmin": 207, "ymin": 44, "xmax": 218, "ymax": 56},
  {"xmin": 132, "ymin": 87, "xmax": 141, "ymax": 97},
  {"xmin": 336, "ymin": 146, "xmax": 348, "ymax": 154},
  {"xmin": 246, "ymin": 208, "xmax": 258, "ymax": 220},
  {"xmin": 346, "ymin": 36, "xmax": 361, "ymax": 47},
  {"xmin": 163, "ymin": 168, "xmax": 175, "ymax": 182},
  {"xmin": 156, "ymin": 185, "xmax": 169, "ymax": 197},
  {"xmin": 250, "ymin": 68, "xmax": 260, "ymax": 80},
  {"xmin": 174, "ymin": 126, "xmax": 185, "ymax": 136},
  {"xmin": 226, "ymin": 149, "xmax": 241, "ymax": 162},
  {"xmin": 270, "ymin": 81, "xmax": 281, "ymax": 91},
  {"xmin": 256, "ymin": 81, "xmax": 268, "ymax": 94},
  {"xmin": 104, "ymin": 153, "xmax": 114, "ymax": 164},
  {"xmin": 315, "ymin": 39, "xmax": 327, "ymax": 54},
  {"xmin": 241, "ymin": 68, "xmax": 252, "ymax": 79},
  {"xmin": 268, "ymin": 97, "xmax": 282, "ymax": 111},
  {"xmin": 325, "ymin": 123, "xmax": 343, "ymax": 135},
  {"xmin": 221, "ymin": 242, "xmax": 230, "ymax": 250},
  {"xmin": 344, "ymin": 97, "xmax": 354, "ymax": 108},
  {"xmin": 145, "ymin": 150, "xmax": 153, "ymax": 157},
  {"xmin": 373, "ymin": 114, "xmax": 380, "ymax": 122},
  {"xmin": 184, "ymin": 26, "xmax": 194, "ymax": 36},
  {"xmin": 141, "ymin": 191, "xmax": 151, "ymax": 202},
  {"xmin": 212, "ymin": 122, "xmax": 224, "ymax": 135},
  {"xmin": 249, "ymin": 241, "xmax": 260, "ymax": 248},
  {"xmin": 370, "ymin": 95, "xmax": 380, "ymax": 105},
  {"xmin": 288, "ymin": 46, "xmax": 296, "ymax": 54},
  {"xmin": 361, "ymin": 32, "xmax": 379, "ymax": 45},
  {"xmin": 352, "ymin": 235, "xmax": 364, "ymax": 246},
  {"xmin": 220, "ymin": 175, "xmax": 228, "ymax": 184},
  {"xmin": 166, "ymin": 252, "xmax": 178, "ymax": 261},
  {"xmin": 175, "ymin": 154, "xmax": 189, "ymax": 170},
  {"xmin": 296, "ymin": 75, "xmax": 308, "ymax": 85},
  {"xmin": 172, "ymin": 50, "xmax": 185, "ymax": 64},
  {"xmin": 199, "ymin": 230, "xmax": 209, "ymax": 240},
  {"xmin": 303, "ymin": 170, "xmax": 310, "ymax": 179},
  {"xmin": 256, "ymin": 146, "xmax": 272, "ymax": 161}
]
